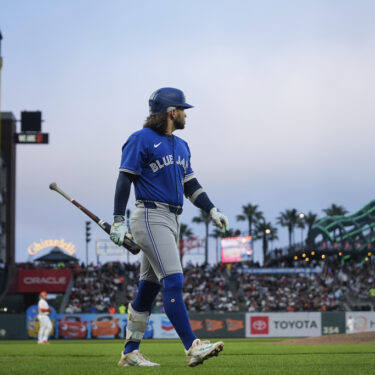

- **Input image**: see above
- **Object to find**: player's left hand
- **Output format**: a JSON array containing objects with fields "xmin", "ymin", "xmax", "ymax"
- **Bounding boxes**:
[{"xmin": 210, "ymin": 207, "xmax": 229, "ymax": 232}]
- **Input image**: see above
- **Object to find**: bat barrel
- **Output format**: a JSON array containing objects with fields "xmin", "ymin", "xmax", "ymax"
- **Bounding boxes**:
[
  {"xmin": 49, "ymin": 182, "xmax": 73, "ymax": 201},
  {"xmin": 49, "ymin": 182, "xmax": 141, "ymax": 255}
]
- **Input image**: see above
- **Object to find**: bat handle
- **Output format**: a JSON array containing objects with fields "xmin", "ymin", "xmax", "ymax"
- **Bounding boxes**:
[
  {"xmin": 104, "ymin": 220, "xmax": 140, "ymax": 255},
  {"xmin": 101, "ymin": 221, "xmax": 112, "ymax": 233}
]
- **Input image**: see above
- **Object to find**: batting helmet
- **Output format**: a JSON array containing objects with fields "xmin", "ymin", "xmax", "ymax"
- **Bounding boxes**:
[
  {"xmin": 149, "ymin": 87, "xmax": 193, "ymax": 115},
  {"xmin": 40, "ymin": 291, "xmax": 48, "ymax": 298}
]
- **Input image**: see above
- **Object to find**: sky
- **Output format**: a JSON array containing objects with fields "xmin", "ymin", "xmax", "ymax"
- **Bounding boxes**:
[{"xmin": 1, "ymin": 0, "xmax": 374, "ymax": 265}]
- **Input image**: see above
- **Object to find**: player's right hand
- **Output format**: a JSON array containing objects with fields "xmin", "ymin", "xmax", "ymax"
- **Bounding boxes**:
[
  {"xmin": 110, "ymin": 215, "xmax": 131, "ymax": 246},
  {"xmin": 210, "ymin": 207, "xmax": 229, "ymax": 233}
]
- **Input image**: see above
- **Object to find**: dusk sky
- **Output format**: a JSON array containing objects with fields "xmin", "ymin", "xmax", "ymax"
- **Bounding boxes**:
[{"xmin": 1, "ymin": 0, "xmax": 374, "ymax": 265}]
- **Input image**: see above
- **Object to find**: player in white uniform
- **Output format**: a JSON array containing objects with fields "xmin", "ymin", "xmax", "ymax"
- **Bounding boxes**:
[
  {"xmin": 37, "ymin": 291, "xmax": 52, "ymax": 344},
  {"xmin": 346, "ymin": 315, "xmax": 354, "ymax": 333}
]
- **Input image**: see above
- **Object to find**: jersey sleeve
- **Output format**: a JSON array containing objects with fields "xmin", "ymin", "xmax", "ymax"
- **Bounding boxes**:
[
  {"xmin": 183, "ymin": 141, "xmax": 195, "ymax": 183},
  {"xmin": 120, "ymin": 132, "xmax": 147, "ymax": 175}
]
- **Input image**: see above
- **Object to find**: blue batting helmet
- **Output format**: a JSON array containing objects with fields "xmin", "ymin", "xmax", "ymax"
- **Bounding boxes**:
[{"xmin": 149, "ymin": 87, "xmax": 193, "ymax": 115}]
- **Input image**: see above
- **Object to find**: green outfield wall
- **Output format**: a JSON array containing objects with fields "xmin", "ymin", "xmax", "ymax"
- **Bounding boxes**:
[{"xmin": 0, "ymin": 314, "xmax": 26, "ymax": 339}]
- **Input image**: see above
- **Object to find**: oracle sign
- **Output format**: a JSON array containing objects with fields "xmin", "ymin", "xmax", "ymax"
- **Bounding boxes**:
[{"xmin": 18, "ymin": 269, "xmax": 72, "ymax": 293}]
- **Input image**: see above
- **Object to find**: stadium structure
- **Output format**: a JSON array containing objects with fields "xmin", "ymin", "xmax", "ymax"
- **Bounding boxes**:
[
  {"xmin": 310, "ymin": 199, "xmax": 375, "ymax": 254},
  {"xmin": 267, "ymin": 199, "xmax": 375, "ymax": 265}
]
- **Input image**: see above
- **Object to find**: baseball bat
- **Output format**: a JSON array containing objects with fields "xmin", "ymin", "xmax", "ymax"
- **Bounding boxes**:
[{"xmin": 49, "ymin": 182, "xmax": 141, "ymax": 255}]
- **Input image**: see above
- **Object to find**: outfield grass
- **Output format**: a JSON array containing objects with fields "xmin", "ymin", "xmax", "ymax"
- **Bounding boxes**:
[{"xmin": 1, "ymin": 338, "xmax": 374, "ymax": 375}]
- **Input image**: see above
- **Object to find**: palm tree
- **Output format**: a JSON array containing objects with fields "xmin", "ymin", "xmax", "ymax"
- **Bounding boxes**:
[
  {"xmin": 210, "ymin": 227, "xmax": 239, "ymax": 238},
  {"xmin": 236, "ymin": 203, "xmax": 263, "ymax": 236},
  {"xmin": 304, "ymin": 211, "xmax": 319, "ymax": 246},
  {"xmin": 255, "ymin": 221, "xmax": 278, "ymax": 262},
  {"xmin": 277, "ymin": 209, "xmax": 299, "ymax": 249},
  {"xmin": 322, "ymin": 204, "xmax": 348, "ymax": 216},
  {"xmin": 179, "ymin": 223, "xmax": 194, "ymax": 262},
  {"xmin": 192, "ymin": 209, "xmax": 211, "ymax": 264}
]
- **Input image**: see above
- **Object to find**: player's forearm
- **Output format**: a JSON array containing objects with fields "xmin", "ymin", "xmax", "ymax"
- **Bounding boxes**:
[
  {"xmin": 184, "ymin": 177, "xmax": 215, "ymax": 214},
  {"xmin": 113, "ymin": 172, "xmax": 133, "ymax": 216}
]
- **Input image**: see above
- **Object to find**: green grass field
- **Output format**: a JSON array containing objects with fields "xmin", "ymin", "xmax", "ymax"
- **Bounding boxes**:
[{"xmin": 1, "ymin": 338, "xmax": 375, "ymax": 375}]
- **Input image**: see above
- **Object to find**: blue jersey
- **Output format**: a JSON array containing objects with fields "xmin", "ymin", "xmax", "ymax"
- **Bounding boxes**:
[{"xmin": 119, "ymin": 128, "xmax": 194, "ymax": 206}]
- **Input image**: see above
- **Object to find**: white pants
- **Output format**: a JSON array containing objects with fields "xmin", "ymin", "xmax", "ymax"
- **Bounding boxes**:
[{"xmin": 38, "ymin": 315, "xmax": 52, "ymax": 343}]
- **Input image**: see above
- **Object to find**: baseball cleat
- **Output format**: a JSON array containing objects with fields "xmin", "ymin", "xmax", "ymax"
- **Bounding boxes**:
[
  {"xmin": 185, "ymin": 339, "xmax": 224, "ymax": 367},
  {"xmin": 117, "ymin": 350, "xmax": 160, "ymax": 367}
]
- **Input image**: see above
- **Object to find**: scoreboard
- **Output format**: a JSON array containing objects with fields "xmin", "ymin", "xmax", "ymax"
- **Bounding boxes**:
[
  {"xmin": 14, "ymin": 111, "xmax": 49, "ymax": 144},
  {"xmin": 14, "ymin": 133, "xmax": 49, "ymax": 144},
  {"xmin": 221, "ymin": 235, "xmax": 253, "ymax": 263}
]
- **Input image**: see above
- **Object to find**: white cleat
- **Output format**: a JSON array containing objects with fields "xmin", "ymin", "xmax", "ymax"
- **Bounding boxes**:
[
  {"xmin": 185, "ymin": 339, "xmax": 224, "ymax": 367},
  {"xmin": 117, "ymin": 350, "xmax": 160, "ymax": 367}
]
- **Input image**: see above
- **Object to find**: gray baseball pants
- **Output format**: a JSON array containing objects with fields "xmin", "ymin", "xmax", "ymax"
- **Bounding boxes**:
[{"xmin": 130, "ymin": 201, "xmax": 183, "ymax": 284}]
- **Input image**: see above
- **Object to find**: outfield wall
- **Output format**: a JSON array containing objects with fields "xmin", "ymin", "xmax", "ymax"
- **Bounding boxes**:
[{"xmin": 0, "ymin": 311, "xmax": 374, "ymax": 340}]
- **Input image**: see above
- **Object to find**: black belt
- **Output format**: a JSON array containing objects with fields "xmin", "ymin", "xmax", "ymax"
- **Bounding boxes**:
[{"xmin": 141, "ymin": 201, "xmax": 183, "ymax": 215}]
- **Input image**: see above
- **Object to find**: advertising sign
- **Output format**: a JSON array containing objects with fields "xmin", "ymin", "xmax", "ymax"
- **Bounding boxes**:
[
  {"xmin": 18, "ymin": 269, "xmax": 72, "ymax": 293},
  {"xmin": 345, "ymin": 312, "xmax": 375, "ymax": 333},
  {"xmin": 246, "ymin": 313, "xmax": 321, "ymax": 337},
  {"xmin": 26, "ymin": 305, "xmax": 57, "ymax": 339},
  {"xmin": 26, "ymin": 311, "xmax": 127, "ymax": 340},
  {"xmin": 189, "ymin": 313, "xmax": 245, "ymax": 338},
  {"xmin": 240, "ymin": 267, "xmax": 322, "ymax": 275},
  {"xmin": 152, "ymin": 314, "xmax": 179, "ymax": 339},
  {"xmin": 221, "ymin": 236, "xmax": 253, "ymax": 263},
  {"xmin": 56, "ymin": 313, "xmax": 154, "ymax": 340}
]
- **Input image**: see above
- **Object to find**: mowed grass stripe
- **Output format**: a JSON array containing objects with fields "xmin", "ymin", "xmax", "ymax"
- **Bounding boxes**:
[{"xmin": 0, "ymin": 339, "xmax": 374, "ymax": 375}]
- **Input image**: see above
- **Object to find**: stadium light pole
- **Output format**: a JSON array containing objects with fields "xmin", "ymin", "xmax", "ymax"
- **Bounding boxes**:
[
  {"xmin": 265, "ymin": 229, "xmax": 271, "ymax": 245},
  {"xmin": 299, "ymin": 213, "xmax": 305, "ymax": 247},
  {"xmin": 265, "ymin": 228, "xmax": 271, "ymax": 253},
  {"xmin": 85, "ymin": 221, "xmax": 91, "ymax": 265}
]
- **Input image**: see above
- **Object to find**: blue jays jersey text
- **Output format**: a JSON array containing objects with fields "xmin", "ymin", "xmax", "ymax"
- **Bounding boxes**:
[{"xmin": 119, "ymin": 128, "xmax": 194, "ymax": 206}]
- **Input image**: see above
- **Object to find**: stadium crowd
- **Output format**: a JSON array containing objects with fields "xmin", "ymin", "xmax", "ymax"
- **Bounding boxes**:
[
  {"xmin": 19, "ymin": 257, "xmax": 375, "ymax": 313},
  {"xmin": 65, "ymin": 262, "xmax": 240, "ymax": 313}
]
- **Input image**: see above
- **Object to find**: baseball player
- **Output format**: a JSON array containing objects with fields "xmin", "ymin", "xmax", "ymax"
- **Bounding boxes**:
[
  {"xmin": 346, "ymin": 315, "xmax": 354, "ymax": 333},
  {"xmin": 110, "ymin": 87, "xmax": 229, "ymax": 367},
  {"xmin": 37, "ymin": 291, "xmax": 52, "ymax": 344}
]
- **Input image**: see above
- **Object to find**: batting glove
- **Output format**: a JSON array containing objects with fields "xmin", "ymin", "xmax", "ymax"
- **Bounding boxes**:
[
  {"xmin": 110, "ymin": 215, "xmax": 132, "ymax": 246},
  {"xmin": 210, "ymin": 207, "xmax": 229, "ymax": 233}
]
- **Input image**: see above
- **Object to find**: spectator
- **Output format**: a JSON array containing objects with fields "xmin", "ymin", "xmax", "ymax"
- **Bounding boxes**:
[
  {"xmin": 109, "ymin": 306, "xmax": 116, "ymax": 314},
  {"xmin": 118, "ymin": 304, "xmax": 126, "ymax": 314}
]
